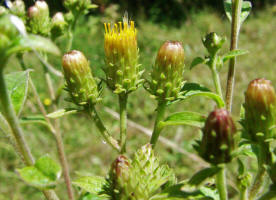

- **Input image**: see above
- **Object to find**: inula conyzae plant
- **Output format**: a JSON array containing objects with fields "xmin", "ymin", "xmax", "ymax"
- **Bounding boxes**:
[{"xmin": 0, "ymin": 0, "xmax": 275, "ymax": 200}]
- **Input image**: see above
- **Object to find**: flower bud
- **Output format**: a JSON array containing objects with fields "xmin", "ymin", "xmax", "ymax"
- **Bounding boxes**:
[
  {"xmin": 10, "ymin": 0, "xmax": 25, "ymax": 20},
  {"xmin": 27, "ymin": 1, "xmax": 51, "ymax": 36},
  {"xmin": 51, "ymin": 12, "xmax": 67, "ymax": 39},
  {"xmin": 202, "ymin": 32, "xmax": 225, "ymax": 55},
  {"xmin": 198, "ymin": 109, "xmax": 237, "ymax": 164},
  {"xmin": 64, "ymin": 0, "xmax": 92, "ymax": 14},
  {"xmin": 111, "ymin": 155, "xmax": 130, "ymax": 183},
  {"xmin": 148, "ymin": 41, "xmax": 185, "ymax": 101},
  {"xmin": 62, "ymin": 50, "xmax": 100, "ymax": 106},
  {"xmin": 244, "ymin": 78, "xmax": 276, "ymax": 142},
  {"xmin": 104, "ymin": 21, "xmax": 142, "ymax": 94}
]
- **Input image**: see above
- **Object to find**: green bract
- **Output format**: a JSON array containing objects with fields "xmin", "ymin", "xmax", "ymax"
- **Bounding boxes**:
[
  {"xmin": 202, "ymin": 32, "xmax": 226, "ymax": 56},
  {"xmin": 243, "ymin": 78, "xmax": 276, "ymax": 142},
  {"xmin": 148, "ymin": 41, "xmax": 185, "ymax": 102},
  {"xmin": 196, "ymin": 109, "xmax": 237, "ymax": 165},
  {"xmin": 62, "ymin": 50, "xmax": 100, "ymax": 106}
]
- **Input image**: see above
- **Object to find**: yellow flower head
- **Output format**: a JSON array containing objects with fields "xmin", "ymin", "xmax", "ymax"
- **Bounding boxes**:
[
  {"xmin": 104, "ymin": 21, "xmax": 137, "ymax": 64},
  {"xmin": 103, "ymin": 21, "xmax": 142, "ymax": 94}
]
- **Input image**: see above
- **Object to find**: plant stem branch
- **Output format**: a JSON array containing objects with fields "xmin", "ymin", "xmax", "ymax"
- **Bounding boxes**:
[
  {"xmin": 225, "ymin": 0, "xmax": 243, "ymax": 112},
  {"xmin": 249, "ymin": 143, "xmax": 272, "ymax": 200},
  {"xmin": 0, "ymin": 68, "xmax": 59, "ymax": 200},
  {"xmin": 41, "ymin": 56, "xmax": 75, "ymax": 200},
  {"xmin": 88, "ymin": 105, "xmax": 121, "ymax": 152},
  {"xmin": 216, "ymin": 165, "xmax": 228, "ymax": 200},
  {"xmin": 150, "ymin": 101, "xmax": 167, "ymax": 148},
  {"xmin": 119, "ymin": 94, "xmax": 128, "ymax": 153},
  {"xmin": 210, "ymin": 55, "xmax": 223, "ymax": 98},
  {"xmin": 240, "ymin": 186, "xmax": 248, "ymax": 200}
]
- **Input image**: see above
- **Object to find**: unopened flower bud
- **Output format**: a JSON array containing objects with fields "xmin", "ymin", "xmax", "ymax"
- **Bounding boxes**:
[
  {"xmin": 198, "ymin": 109, "xmax": 237, "ymax": 164},
  {"xmin": 28, "ymin": 1, "xmax": 51, "ymax": 36},
  {"xmin": 64, "ymin": 0, "xmax": 92, "ymax": 14},
  {"xmin": 202, "ymin": 32, "xmax": 225, "ymax": 55},
  {"xmin": 10, "ymin": 0, "xmax": 25, "ymax": 19},
  {"xmin": 111, "ymin": 155, "xmax": 130, "ymax": 183},
  {"xmin": 104, "ymin": 21, "xmax": 142, "ymax": 94},
  {"xmin": 51, "ymin": 12, "xmax": 67, "ymax": 39},
  {"xmin": 62, "ymin": 50, "xmax": 100, "ymax": 106},
  {"xmin": 149, "ymin": 41, "xmax": 185, "ymax": 101},
  {"xmin": 244, "ymin": 78, "xmax": 276, "ymax": 142}
]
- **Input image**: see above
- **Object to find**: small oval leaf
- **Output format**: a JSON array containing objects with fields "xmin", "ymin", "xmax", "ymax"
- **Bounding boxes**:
[{"xmin": 73, "ymin": 176, "xmax": 107, "ymax": 194}]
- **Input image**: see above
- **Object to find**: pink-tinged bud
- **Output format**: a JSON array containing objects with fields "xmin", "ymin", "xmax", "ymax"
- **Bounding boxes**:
[
  {"xmin": 51, "ymin": 12, "xmax": 67, "ymax": 38},
  {"xmin": 10, "ymin": 0, "xmax": 26, "ymax": 19},
  {"xmin": 104, "ymin": 21, "xmax": 143, "ymax": 94},
  {"xmin": 111, "ymin": 155, "xmax": 130, "ymax": 182},
  {"xmin": 148, "ymin": 41, "xmax": 185, "ymax": 101},
  {"xmin": 62, "ymin": 50, "xmax": 100, "ymax": 105},
  {"xmin": 244, "ymin": 78, "xmax": 276, "ymax": 141},
  {"xmin": 27, "ymin": 1, "xmax": 50, "ymax": 36},
  {"xmin": 198, "ymin": 109, "xmax": 237, "ymax": 164}
]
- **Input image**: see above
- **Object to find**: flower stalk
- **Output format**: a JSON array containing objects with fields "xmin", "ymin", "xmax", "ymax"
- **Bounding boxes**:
[
  {"xmin": 216, "ymin": 165, "xmax": 228, "ymax": 200},
  {"xmin": 119, "ymin": 94, "xmax": 128, "ymax": 153},
  {"xmin": 225, "ymin": 0, "xmax": 243, "ymax": 112}
]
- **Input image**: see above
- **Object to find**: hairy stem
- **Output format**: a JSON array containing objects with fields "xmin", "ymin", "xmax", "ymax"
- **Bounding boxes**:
[
  {"xmin": 88, "ymin": 105, "xmax": 120, "ymax": 152},
  {"xmin": 249, "ymin": 143, "xmax": 272, "ymax": 200},
  {"xmin": 0, "ymin": 69, "xmax": 59, "ymax": 200},
  {"xmin": 210, "ymin": 55, "xmax": 223, "ymax": 98},
  {"xmin": 41, "ymin": 57, "xmax": 75, "ymax": 200},
  {"xmin": 225, "ymin": 0, "xmax": 243, "ymax": 112},
  {"xmin": 216, "ymin": 165, "xmax": 228, "ymax": 200},
  {"xmin": 119, "ymin": 94, "xmax": 128, "ymax": 153},
  {"xmin": 150, "ymin": 101, "xmax": 167, "ymax": 148}
]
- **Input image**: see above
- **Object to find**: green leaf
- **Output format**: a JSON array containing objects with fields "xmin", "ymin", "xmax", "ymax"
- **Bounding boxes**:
[
  {"xmin": 180, "ymin": 83, "xmax": 225, "ymax": 108},
  {"xmin": 7, "ymin": 34, "xmax": 60, "ymax": 56},
  {"xmin": 188, "ymin": 167, "xmax": 220, "ymax": 186},
  {"xmin": 73, "ymin": 176, "xmax": 106, "ymax": 194},
  {"xmin": 80, "ymin": 193, "xmax": 109, "ymax": 200},
  {"xmin": 224, "ymin": 0, "xmax": 252, "ymax": 23},
  {"xmin": 190, "ymin": 57, "xmax": 207, "ymax": 70},
  {"xmin": 159, "ymin": 111, "xmax": 206, "ymax": 129},
  {"xmin": 4, "ymin": 70, "xmax": 30, "ymax": 116},
  {"xmin": 223, "ymin": 49, "xmax": 249, "ymax": 62},
  {"xmin": 19, "ymin": 115, "xmax": 50, "ymax": 129},
  {"xmin": 46, "ymin": 108, "xmax": 78, "ymax": 119},
  {"xmin": 17, "ymin": 155, "xmax": 61, "ymax": 189}
]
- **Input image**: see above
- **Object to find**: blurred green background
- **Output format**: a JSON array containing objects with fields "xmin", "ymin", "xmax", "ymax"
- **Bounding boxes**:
[{"xmin": 1, "ymin": 0, "xmax": 276, "ymax": 199}]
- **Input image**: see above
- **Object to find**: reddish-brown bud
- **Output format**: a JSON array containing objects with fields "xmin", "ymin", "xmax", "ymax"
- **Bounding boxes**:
[
  {"xmin": 198, "ymin": 109, "xmax": 237, "ymax": 164},
  {"xmin": 149, "ymin": 41, "xmax": 185, "ymax": 101},
  {"xmin": 244, "ymin": 78, "xmax": 276, "ymax": 141},
  {"xmin": 111, "ymin": 155, "xmax": 130, "ymax": 182}
]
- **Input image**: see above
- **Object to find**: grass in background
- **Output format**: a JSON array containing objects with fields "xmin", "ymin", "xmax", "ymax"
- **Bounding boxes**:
[{"xmin": 0, "ymin": 7, "xmax": 275, "ymax": 199}]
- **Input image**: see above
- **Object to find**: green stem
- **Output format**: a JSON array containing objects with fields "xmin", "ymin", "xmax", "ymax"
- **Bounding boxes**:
[
  {"xmin": 249, "ymin": 143, "xmax": 272, "ymax": 200},
  {"xmin": 240, "ymin": 186, "xmax": 248, "ymax": 200},
  {"xmin": 216, "ymin": 165, "xmax": 228, "ymax": 200},
  {"xmin": 88, "ymin": 105, "xmax": 121, "ymax": 152},
  {"xmin": 0, "ymin": 69, "xmax": 59, "ymax": 200},
  {"xmin": 150, "ymin": 101, "xmax": 167, "ymax": 148},
  {"xmin": 210, "ymin": 55, "xmax": 223, "ymax": 98},
  {"xmin": 66, "ymin": 14, "xmax": 79, "ymax": 52},
  {"xmin": 119, "ymin": 94, "xmax": 128, "ymax": 153},
  {"xmin": 225, "ymin": 0, "xmax": 243, "ymax": 112}
]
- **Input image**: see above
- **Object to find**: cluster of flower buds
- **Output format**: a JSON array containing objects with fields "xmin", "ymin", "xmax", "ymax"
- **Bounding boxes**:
[
  {"xmin": 62, "ymin": 50, "xmax": 100, "ymax": 106},
  {"xmin": 147, "ymin": 41, "xmax": 185, "ymax": 101},
  {"xmin": 51, "ymin": 12, "xmax": 67, "ymax": 39},
  {"xmin": 202, "ymin": 32, "xmax": 226, "ymax": 56},
  {"xmin": 244, "ymin": 78, "xmax": 276, "ymax": 142},
  {"xmin": 196, "ymin": 109, "xmax": 237, "ymax": 165},
  {"xmin": 104, "ymin": 21, "xmax": 143, "ymax": 94},
  {"xmin": 9, "ymin": 0, "xmax": 26, "ymax": 20},
  {"xmin": 27, "ymin": 0, "xmax": 51, "ymax": 36},
  {"xmin": 64, "ymin": 0, "xmax": 93, "ymax": 15}
]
